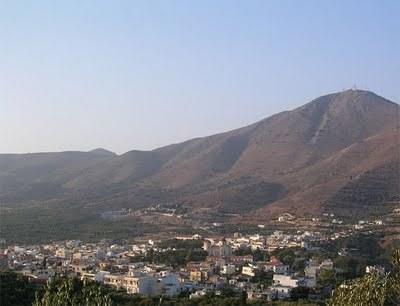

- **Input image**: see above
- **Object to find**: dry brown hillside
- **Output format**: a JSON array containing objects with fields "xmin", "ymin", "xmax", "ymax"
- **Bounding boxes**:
[{"xmin": 1, "ymin": 89, "xmax": 398, "ymax": 221}]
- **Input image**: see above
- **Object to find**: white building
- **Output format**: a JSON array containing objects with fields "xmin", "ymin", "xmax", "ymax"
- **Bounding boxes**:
[
  {"xmin": 273, "ymin": 274, "xmax": 301, "ymax": 288},
  {"xmin": 264, "ymin": 256, "xmax": 289, "ymax": 274},
  {"xmin": 95, "ymin": 271, "xmax": 110, "ymax": 282},
  {"xmin": 124, "ymin": 275, "xmax": 160, "ymax": 296},
  {"xmin": 203, "ymin": 238, "xmax": 232, "ymax": 258},
  {"xmin": 242, "ymin": 266, "xmax": 256, "ymax": 277},
  {"xmin": 220, "ymin": 264, "xmax": 236, "ymax": 275},
  {"xmin": 104, "ymin": 273, "xmax": 160, "ymax": 296},
  {"xmin": 160, "ymin": 273, "xmax": 181, "ymax": 297},
  {"xmin": 366, "ymin": 265, "xmax": 385, "ymax": 275}
]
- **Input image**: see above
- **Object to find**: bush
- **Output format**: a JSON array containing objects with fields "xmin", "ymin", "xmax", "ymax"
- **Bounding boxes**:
[
  {"xmin": 33, "ymin": 275, "xmax": 112, "ymax": 306},
  {"xmin": 0, "ymin": 271, "xmax": 38, "ymax": 306},
  {"xmin": 328, "ymin": 250, "xmax": 400, "ymax": 306}
]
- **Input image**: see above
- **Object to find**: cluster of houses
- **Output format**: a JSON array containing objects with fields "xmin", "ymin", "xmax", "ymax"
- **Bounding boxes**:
[{"xmin": 0, "ymin": 226, "xmax": 384, "ymax": 301}]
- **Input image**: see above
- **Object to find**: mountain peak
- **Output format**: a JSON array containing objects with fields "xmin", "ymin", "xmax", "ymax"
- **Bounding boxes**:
[
  {"xmin": 335, "ymin": 88, "xmax": 384, "ymax": 100},
  {"xmin": 89, "ymin": 148, "xmax": 117, "ymax": 157},
  {"xmin": 301, "ymin": 89, "xmax": 396, "ymax": 112},
  {"xmin": 332, "ymin": 89, "xmax": 398, "ymax": 109}
]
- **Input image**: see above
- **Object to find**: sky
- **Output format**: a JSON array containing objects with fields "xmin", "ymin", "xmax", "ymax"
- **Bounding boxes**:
[{"xmin": 1, "ymin": 0, "xmax": 399, "ymax": 154}]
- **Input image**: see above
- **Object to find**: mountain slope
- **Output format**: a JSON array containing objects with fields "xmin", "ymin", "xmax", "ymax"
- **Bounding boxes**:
[
  {"xmin": 0, "ymin": 151, "xmax": 116, "ymax": 203},
  {"xmin": 0, "ymin": 89, "xmax": 398, "ymax": 222}
]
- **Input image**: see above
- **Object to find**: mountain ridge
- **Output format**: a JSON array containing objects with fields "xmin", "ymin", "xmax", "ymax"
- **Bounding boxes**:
[{"xmin": 0, "ymin": 89, "xmax": 399, "ymax": 223}]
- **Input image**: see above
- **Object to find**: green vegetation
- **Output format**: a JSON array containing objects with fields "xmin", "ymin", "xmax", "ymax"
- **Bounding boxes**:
[
  {"xmin": 97, "ymin": 293, "xmax": 317, "ymax": 306},
  {"xmin": 0, "ymin": 204, "xmax": 160, "ymax": 244},
  {"xmin": 158, "ymin": 238, "xmax": 203, "ymax": 250},
  {"xmin": 0, "ymin": 272, "xmax": 319, "ymax": 306},
  {"xmin": 328, "ymin": 250, "xmax": 400, "ymax": 306},
  {"xmin": 234, "ymin": 247, "xmax": 269, "ymax": 262},
  {"xmin": 271, "ymin": 248, "xmax": 297, "ymax": 267},
  {"xmin": 289, "ymin": 287, "xmax": 312, "ymax": 302},
  {"xmin": 317, "ymin": 269, "xmax": 335, "ymax": 288},
  {"xmin": 130, "ymin": 239, "xmax": 208, "ymax": 267},
  {"xmin": 33, "ymin": 275, "xmax": 112, "ymax": 306},
  {"xmin": 0, "ymin": 271, "xmax": 38, "ymax": 306},
  {"xmin": 252, "ymin": 270, "xmax": 274, "ymax": 287}
]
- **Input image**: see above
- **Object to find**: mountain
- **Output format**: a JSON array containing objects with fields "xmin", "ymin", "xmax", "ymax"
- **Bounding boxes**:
[
  {"xmin": 0, "ymin": 150, "xmax": 115, "ymax": 202},
  {"xmin": 89, "ymin": 148, "xmax": 117, "ymax": 157},
  {"xmin": 1, "ymin": 90, "xmax": 399, "ymax": 224}
]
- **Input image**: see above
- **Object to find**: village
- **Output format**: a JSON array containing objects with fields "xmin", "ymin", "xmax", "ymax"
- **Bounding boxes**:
[{"xmin": 0, "ymin": 212, "xmax": 390, "ymax": 304}]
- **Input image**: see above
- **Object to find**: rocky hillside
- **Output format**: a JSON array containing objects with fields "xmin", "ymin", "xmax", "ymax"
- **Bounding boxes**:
[{"xmin": 1, "ymin": 90, "xmax": 398, "ymax": 221}]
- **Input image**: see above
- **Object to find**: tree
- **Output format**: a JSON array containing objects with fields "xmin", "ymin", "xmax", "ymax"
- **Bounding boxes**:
[
  {"xmin": 274, "ymin": 248, "xmax": 296, "ymax": 267},
  {"xmin": 253, "ymin": 249, "xmax": 269, "ymax": 262},
  {"xmin": 290, "ymin": 287, "xmax": 310, "ymax": 301},
  {"xmin": 0, "ymin": 271, "xmax": 38, "ymax": 306},
  {"xmin": 318, "ymin": 269, "xmax": 335, "ymax": 287},
  {"xmin": 328, "ymin": 250, "xmax": 400, "ymax": 306},
  {"xmin": 33, "ymin": 275, "xmax": 112, "ymax": 306},
  {"xmin": 291, "ymin": 259, "xmax": 306, "ymax": 274}
]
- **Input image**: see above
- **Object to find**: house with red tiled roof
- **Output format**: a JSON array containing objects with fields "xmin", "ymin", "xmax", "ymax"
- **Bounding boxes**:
[{"xmin": 264, "ymin": 256, "xmax": 289, "ymax": 274}]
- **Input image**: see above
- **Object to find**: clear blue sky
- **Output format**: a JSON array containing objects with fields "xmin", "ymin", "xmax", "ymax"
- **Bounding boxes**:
[{"xmin": 1, "ymin": 0, "xmax": 399, "ymax": 154}]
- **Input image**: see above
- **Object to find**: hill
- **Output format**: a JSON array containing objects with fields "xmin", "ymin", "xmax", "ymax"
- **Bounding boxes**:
[{"xmin": 0, "ymin": 89, "xmax": 399, "ymax": 241}]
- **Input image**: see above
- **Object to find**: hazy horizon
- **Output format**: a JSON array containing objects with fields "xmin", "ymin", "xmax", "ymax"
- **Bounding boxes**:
[{"xmin": 1, "ymin": 1, "xmax": 399, "ymax": 154}]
